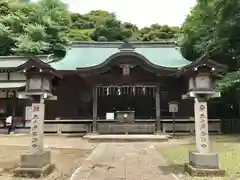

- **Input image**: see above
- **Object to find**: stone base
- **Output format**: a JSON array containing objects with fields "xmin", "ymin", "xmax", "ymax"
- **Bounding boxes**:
[
  {"xmin": 14, "ymin": 151, "xmax": 55, "ymax": 178},
  {"xmin": 91, "ymin": 130, "xmax": 98, "ymax": 134},
  {"xmin": 155, "ymin": 130, "xmax": 162, "ymax": 135},
  {"xmin": 184, "ymin": 151, "xmax": 225, "ymax": 176},
  {"xmin": 14, "ymin": 163, "xmax": 55, "ymax": 178},
  {"xmin": 83, "ymin": 134, "xmax": 169, "ymax": 142}
]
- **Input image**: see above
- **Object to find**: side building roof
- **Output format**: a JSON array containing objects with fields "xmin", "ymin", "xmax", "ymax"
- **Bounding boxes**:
[{"xmin": 0, "ymin": 55, "xmax": 50, "ymax": 71}]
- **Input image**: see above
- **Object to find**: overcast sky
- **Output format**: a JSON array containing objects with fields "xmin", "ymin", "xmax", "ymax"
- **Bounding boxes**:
[{"xmin": 32, "ymin": 0, "xmax": 196, "ymax": 27}]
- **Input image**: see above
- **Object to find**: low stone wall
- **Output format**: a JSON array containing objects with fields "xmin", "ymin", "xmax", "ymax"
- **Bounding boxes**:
[
  {"xmin": 0, "ymin": 119, "xmax": 221, "ymax": 134},
  {"xmin": 161, "ymin": 119, "xmax": 221, "ymax": 133},
  {"xmin": 97, "ymin": 123, "xmax": 156, "ymax": 134},
  {"xmin": 0, "ymin": 120, "xmax": 7, "ymax": 133},
  {"xmin": 9, "ymin": 120, "xmax": 91, "ymax": 134}
]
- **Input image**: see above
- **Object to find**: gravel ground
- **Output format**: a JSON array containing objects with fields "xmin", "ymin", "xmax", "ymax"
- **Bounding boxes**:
[{"xmin": 0, "ymin": 135, "xmax": 98, "ymax": 180}]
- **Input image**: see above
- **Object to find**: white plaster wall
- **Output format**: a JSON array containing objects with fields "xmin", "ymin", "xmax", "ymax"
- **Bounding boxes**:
[
  {"xmin": 0, "ymin": 91, "xmax": 7, "ymax": 98},
  {"xmin": 9, "ymin": 72, "xmax": 26, "ymax": 81},
  {"xmin": 0, "ymin": 73, "xmax": 8, "ymax": 80}
]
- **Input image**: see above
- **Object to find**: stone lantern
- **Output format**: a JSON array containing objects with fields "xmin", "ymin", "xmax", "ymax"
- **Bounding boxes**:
[
  {"xmin": 14, "ymin": 57, "xmax": 61, "ymax": 178},
  {"xmin": 186, "ymin": 66, "xmax": 220, "ymax": 99},
  {"xmin": 182, "ymin": 62, "xmax": 226, "ymax": 176},
  {"xmin": 27, "ymin": 73, "xmax": 51, "ymax": 93}
]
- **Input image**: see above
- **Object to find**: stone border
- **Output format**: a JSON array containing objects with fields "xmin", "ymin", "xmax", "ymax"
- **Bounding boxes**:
[
  {"xmin": 83, "ymin": 134, "xmax": 170, "ymax": 142},
  {"xmin": 14, "ymin": 164, "xmax": 55, "ymax": 178},
  {"xmin": 184, "ymin": 163, "xmax": 226, "ymax": 177}
]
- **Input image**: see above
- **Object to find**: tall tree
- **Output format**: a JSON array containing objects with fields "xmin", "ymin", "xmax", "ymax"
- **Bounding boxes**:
[
  {"xmin": 0, "ymin": 0, "xmax": 71, "ymax": 57},
  {"xmin": 91, "ymin": 17, "xmax": 132, "ymax": 41},
  {"xmin": 181, "ymin": 0, "xmax": 240, "ymax": 91},
  {"xmin": 139, "ymin": 24, "xmax": 180, "ymax": 41},
  {"xmin": 68, "ymin": 11, "xmax": 180, "ymax": 42}
]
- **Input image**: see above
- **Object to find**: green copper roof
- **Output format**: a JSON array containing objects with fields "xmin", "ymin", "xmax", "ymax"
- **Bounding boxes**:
[
  {"xmin": 0, "ymin": 42, "xmax": 191, "ymax": 71},
  {"xmin": 135, "ymin": 47, "xmax": 190, "ymax": 68},
  {"xmin": 51, "ymin": 47, "xmax": 119, "ymax": 70},
  {"xmin": 51, "ymin": 42, "xmax": 191, "ymax": 70}
]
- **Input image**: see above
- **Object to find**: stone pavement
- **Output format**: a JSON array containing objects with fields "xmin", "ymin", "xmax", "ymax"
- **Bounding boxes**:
[
  {"xmin": 0, "ymin": 135, "xmax": 96, "ymax": 150},
  {"xmin": 70, "ymin": 142, "xmax": 178, "ymax": 180}
]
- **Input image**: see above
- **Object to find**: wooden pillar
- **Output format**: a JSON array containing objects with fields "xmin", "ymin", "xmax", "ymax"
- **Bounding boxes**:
[
  {"xmin": 92, "ymin": 86, "xmax": 98, "ymax": 133},
  {"xmin": 11, "ymin": 91, "xmax": 17, "ymax": 131},
  {"xmin": 236, "ymin": 88, "xmax": 240, "ymax": 117},
  {"xmin": 155, "ymin": 85, "xmax": 161, "ymax": 133}
]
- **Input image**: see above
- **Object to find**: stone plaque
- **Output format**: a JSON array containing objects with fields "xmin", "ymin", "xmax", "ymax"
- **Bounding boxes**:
[
  {"xmin": 169, "ymin": 103, "xmax": 178, "ymax": 112},
  {"xmin": 194, "ymin": 102, "xmax": 209, "ymax": 153},
  {"xmin": 25, "ymin": 106, "xmax": 32, "ymax": 121},
  {"xmin": 30, "ymin": 103, "xmax": 45, "ymax": 153}
]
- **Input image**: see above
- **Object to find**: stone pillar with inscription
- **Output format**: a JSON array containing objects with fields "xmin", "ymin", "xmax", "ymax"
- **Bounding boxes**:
[
  {"xmin": 182, "ymin": 65, "xmax": 226, "ymax": 176},
  {"xmin": 14, "ymin": 60, "xmax": 59, "ymax": 178},
  {"xmin": 185, "ymin": 97, "xmax": 225, "ymax": 176},
  {"xmin": 194, "ymin": 100, "xmax": 210, "ymax": 153},
  {"xmin": 30, "ymin": 103, "xmax": 44, "ymax": 153},
  {"xmin": 14, "ymin": 98, "xmax": 55, "ymax": 178}
]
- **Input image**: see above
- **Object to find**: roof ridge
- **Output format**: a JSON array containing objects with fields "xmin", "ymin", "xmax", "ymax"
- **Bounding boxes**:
[
  {"xmin": 0, "ymin": 55, "xmax": 49, "ymax": 60},
  {"xmin": 71, "ymin": 41, "xmax": 177, "ymax": 48},
  {"xmin": 71, "ymin": 40, "xmax": 176, "ymax": 45}
]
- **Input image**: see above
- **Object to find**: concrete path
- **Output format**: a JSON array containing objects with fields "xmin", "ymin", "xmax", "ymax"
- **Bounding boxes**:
[{"xmin": 70, "ymin": 142, "xmax": 178, "ymax": 180}]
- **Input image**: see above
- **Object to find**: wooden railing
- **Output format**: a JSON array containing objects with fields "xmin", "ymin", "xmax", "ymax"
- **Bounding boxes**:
[
  {"xmin": 161, "ymin": 119, "xmax": 221, "ymax": 133},
  {"xmin": 97, "ymin": 123, "xmax": 155, "ymax": 134},
  {"xmin": 2, "ymin": 118, "xmax": 239, "ymax": 134},
  {"xmin": 0, "ymin": 119, "xmax": 92, "ymax": 134},
  {"xmin": 221, "ymin": 119, "xmax": 240, "ymax": 134}
]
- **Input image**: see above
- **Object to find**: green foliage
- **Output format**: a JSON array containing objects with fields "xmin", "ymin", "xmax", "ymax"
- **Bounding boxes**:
[
  {"xmin": 69, "ymin": 29, "xmax": 93, "ymax": 41},
  {"xmin": 91, "ymin": 18, "xmax": 132, "ymax": 41},
  {"xmin": 181, "ymin": 0, "xmax": 240, "ymax": 91},
  {"xmin": 217, "ymin": 71, "xmax": 240, "ymax": 92},
  {"xmin": 69, "ymin": 10, "xmax": 179, "ymax": 42},
  {"xmin": 0, "ymin": 23, "xmax": 15, "ymax": 56},
  {"xmin": 0, "ymin": 4, "xmax": 179, "ymax": 56},
  {"xmin": 139, "ymin": 24, "xmax": 179, "ymax": 41},
  {"xmin": 0, "ymin": 1, "xmax": 10, "ymax": 15},
  {"xmin": 0, "ymin": 0, "xmax": 71, "ymax": 56},
  {"xmin": 71, "ymin": 13, "xmax": 94, "ymax": 29},
  {"xmin": 0, "ymin": 1, "xmax": 180, "ymax": 56}
]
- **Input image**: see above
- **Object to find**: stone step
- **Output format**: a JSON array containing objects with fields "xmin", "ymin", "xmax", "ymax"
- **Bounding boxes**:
[{"xmin": 83, "ymin": 134, "xmax": 170, "ymax": 142}]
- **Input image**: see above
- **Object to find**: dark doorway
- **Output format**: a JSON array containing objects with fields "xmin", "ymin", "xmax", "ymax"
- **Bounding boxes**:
[{"xmin": 97, "ymin": 85, "xmax": 156, "ymax": 119}]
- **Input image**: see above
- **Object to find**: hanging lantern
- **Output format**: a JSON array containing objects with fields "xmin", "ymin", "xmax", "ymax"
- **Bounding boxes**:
[
  {"xmin": 143, "ymin": 87, "xmax": 146, "ymax": 95},
  {"xmin": 118, "ymin": 87, "xmax": 121, "ymax": 95}
]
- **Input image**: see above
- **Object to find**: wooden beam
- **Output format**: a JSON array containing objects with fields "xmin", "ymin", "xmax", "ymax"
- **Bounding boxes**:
[
  {"xmin": 92, "ymin": 86, "xmax": 98, "ymax": 133},
  {"xmin": 155, "ymin": 85, "xmax": 161, "ymax": 133}
]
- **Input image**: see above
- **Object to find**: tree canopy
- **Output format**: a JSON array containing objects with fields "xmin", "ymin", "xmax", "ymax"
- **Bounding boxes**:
[
  {"xmin": 1, "ymin": 0, "xmax": 240, "ymax": 93},
  {"xmin": 69, "ymin": 10, "xmax": 180, "ymax": 42},
  {"xmin": 0, "ymin": 1, "xmax": 180, "ymax": 57},
  {"xmin": 0, "ymin": 0, "xmax": 71, "ymax": 57},
  {"xmin": 181, "ymin": 0, "xmax": 240, "ymax": 92}
]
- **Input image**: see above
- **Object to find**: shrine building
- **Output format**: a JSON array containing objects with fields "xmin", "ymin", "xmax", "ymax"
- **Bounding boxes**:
[{"xmin": 0, "ymin": 41, "xmax": 227, "ymax": 134}]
